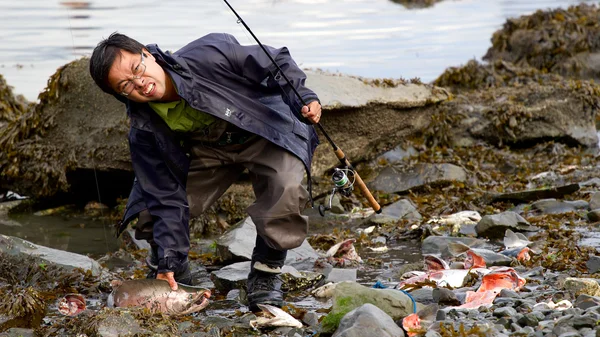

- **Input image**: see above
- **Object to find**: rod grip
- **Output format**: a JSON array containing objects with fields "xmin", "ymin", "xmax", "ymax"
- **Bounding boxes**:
[{"xmin": 333, "ymin": 148, "xmax": 382, "ymax": 213}]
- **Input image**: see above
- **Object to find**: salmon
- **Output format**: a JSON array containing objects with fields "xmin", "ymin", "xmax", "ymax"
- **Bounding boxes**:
[
  {"xmin": 401, "ymin": 304, "xmax": 438, "ymax": 337},
  {"xmin": 107, "ymin": 279, "xmax": 211, "ymax": 315}
]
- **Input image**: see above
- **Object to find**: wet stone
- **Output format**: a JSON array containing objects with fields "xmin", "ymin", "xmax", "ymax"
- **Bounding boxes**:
[
  {"xmin": 587, "ymin": 209, "xmax": 600, "ymax": 222},
  {"xmin": 424, "ymin": 330, "xmax": 442, "ymax": 337},
  {"xmin": 432, "ymin": 288, "xmax": 459, "ymax": 305},
  {"xmin": 531, "ymin": 199, "xmax": 589, "ymax": 214},
  {"xmin": 409, "ymin": 287, "xmax": 434, "ymax": 304},
  {"xmin": 556, "ymin": 332, "xmax": 582, "ymax": 337},
  {"xmin": 495, "ymin": 317, "xmax": 511, "ymax": 329},
  {"xmin": 302, "ymin": 311, "xmax": 319, "ymax": 328},
  {"xmin": 332, "ymin": 303, "xmax": 406, "ymax": 337},
  {"xmin": 326, "ymin": 268, "xmax": 357, "ymax": 283},
  {"xmin": 475, "ymin": 211, "xmax": 538, "ymax": 239},
  {"xmin": 572, "ymin": 315, "xmax": 597, "ymax": 329},
  {"xmin": 369, "ymin": 198, "xmax": 422, "ymax": 224},
  {"xmin": 0, "ymin": 328, "xmax": 35, "ymax": 337},
  {"xmin": 586, "ymin": 256, "xmax": 600, "ymax": 274},
  {"xmin": 517, "ymin": 313, "xmax": 539, "ymax": 327},
  {"xmin": 590, "ymin": 192, "xmax": 600, "ymax": 210},
  {"xmin": 499, "ymin": 289, "xmax": 521, "ymax": 299},
  {"xmin": 563, "ymin": 278, "xmax": 600, "ymax": 297},
  {"xmin": 493, "ymin": 306, "xmax": 517, "ymax": 318}
]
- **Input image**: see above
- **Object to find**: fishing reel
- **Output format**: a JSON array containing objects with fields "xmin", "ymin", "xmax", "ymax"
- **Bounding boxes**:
[{"xmin": 318, "ymin": 167, "xmax": 356, "ymax": 216}]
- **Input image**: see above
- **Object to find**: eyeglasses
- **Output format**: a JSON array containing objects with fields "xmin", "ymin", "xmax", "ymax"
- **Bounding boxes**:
[{"xmin": 120, "ymin": 52, "xmax": 146, "ymax": 96}]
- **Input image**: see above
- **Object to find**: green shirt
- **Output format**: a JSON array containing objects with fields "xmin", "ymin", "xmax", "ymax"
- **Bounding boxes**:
[{"xmin": 149, "ymin": 99, "xmax": 216, "ymax": 133}]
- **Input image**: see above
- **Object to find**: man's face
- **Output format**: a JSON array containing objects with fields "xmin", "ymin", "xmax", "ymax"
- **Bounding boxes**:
[{"xmin": 107, "ymin": 49, "xmax": 170, "ymax": 102}]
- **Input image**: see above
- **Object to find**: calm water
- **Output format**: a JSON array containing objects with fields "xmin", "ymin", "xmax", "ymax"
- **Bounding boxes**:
[{"xmin": 0, "ymin": 0, "xmax": 596, "ymax": 101}]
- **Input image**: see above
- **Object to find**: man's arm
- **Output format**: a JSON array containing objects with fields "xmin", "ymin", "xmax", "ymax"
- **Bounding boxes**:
[
  {"xmin": 128, "ymin": 125, "xmax": 190, "ymax": 290},
  {"xmin": 224, "ymin": 34, "xmax": 321, "ymax": 124}
]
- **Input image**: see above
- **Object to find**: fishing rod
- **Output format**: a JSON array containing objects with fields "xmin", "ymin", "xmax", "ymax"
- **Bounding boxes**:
[{"xmin": 222, "ymin": 0, "xmax": 381, "ymax": 215}]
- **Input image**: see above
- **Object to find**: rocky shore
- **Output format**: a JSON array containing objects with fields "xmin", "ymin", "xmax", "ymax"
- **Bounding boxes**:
[{"xmin": 1, "ymin": 3, "xmax": 600, "ymax": 337}]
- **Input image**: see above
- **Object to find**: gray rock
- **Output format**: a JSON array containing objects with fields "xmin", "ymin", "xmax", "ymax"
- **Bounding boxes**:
[
  {"xmin": 210, "ymin": 261, "xmax": 251, "ymax": 292},
  {"xmin": 572, "ymin": 315, "xmax": 596, "ymax": 329},
  {"xmin": 327, "ymin": 282, "xmax": 414, "ymax": 322},
  {"xmin": 576, "ymin": 294, "xmax": 600, "ymax": 310},
  {"xmin": 587, "ymin": 209, "xmax": 600, "ymax": 222},
  {"xmin": 369, "ymin": 199, "xmax": 422, "ymax": 224},
  {"xmin": 563, "ymin": 278, "xmax": 600, "ymax": 297},
  {"xmin": 475, "ymin": 212, "xmax": 538, "ymax": 239},
  {"xmin": 531, "ymin": 199, "xmax": 589, "ymax": 214},
  {"xmin": 493, "ymin": 307, "xmax": 517, "ymax": 318},
  {"xmin": 432, "ymin": 288, "xmax": 460, "ymax": 306},
  {"xmin": 409, "ymin": 288, "xmax": 434, "ymax": 304},
  {"xmin": 377, "ymin": 145, "xmax": 418, "ymax": 165},
  {"xmin": 421, "ymin": 236, "xmax": 486, "ymax": 257},
  {"xmin": 96, "ymin": 312, "xmax": 146, "ymax": 337},
  {"xmin": 517, "ymin": 313, "xmax": 539, "ymax": 327},
  {"xmin": 332, "ymin": 303, "xmax": 405, "ymax": 337},
  {"xmin": 369, "ymin": 163, "xmax": 467, "ymax": 194},
  {"xmin": 302, "ymin": 311, "xmax": 319, "ymax": 328},
  {"xmin": 0, "ymin": 234, "xmax": 105, "ymax": 277},
  {"xmin": 327, "ymin": 268, "xmax": 357, "ymax": 283},
  {"xmin": 580, "ymin": 178, "xmax": 600, "ymax": 187},
  {"xmin": 498, "ymin": 289, "xmax": 521, "ymax": 299},
  {"xmin": 590, "ymin": 192, "xmax": 600, "ymax": 210},
  {"xmin": 329, "ymin": 194, "xmax": 345, "ymax": 214},
  {"xmin": 216, "ymin": 217, "xmax": 318, "ymax": 270},
  {"xmin": 586, "ymin": 256, "xmax": 600, "ymax": 274}
]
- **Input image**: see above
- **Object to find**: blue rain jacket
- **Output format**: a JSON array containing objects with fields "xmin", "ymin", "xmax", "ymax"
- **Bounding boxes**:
[{"xmin": 117, "ymin": 33, "xmax": 320, "ymax": 273}]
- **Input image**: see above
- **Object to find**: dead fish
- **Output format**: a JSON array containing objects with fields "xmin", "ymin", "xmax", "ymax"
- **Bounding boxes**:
[
  {"xmin": 457, "ymin": 267, "xmax": 526, "ymax": 309},
  {"xmin": 503, "ymin": 229, "xmax": 532, "ymax": 249},
  {"xmin": 311, "ymin": 282, "xmax": 338, "ymax": 298},
  {"xmin": 427, "ymin": 211, "xmax": 481, "ymax": 234},
  {"xmin": 424, "ymin": 254, "xmax": 449, "ymax": 271},
  {"xmin": 448, "ymin": 242, "xmax": 512, "ymax": 267},
  {"xmin": 500, "ymin": 246, "xmax": 531, "ymax": 262},
  {"xmin": 401, "ymin": 304, "xmax": 439, "ymax": 337},
  {"xmin": 533, "ymin": 299, "xmax": 572, "ymax": 311},
  {"xmin": 58, "ymin": 293, "xmax": 86, "ymax": 316},
  {"xmin": 249, "ymin": 304, "xmax": 303, "ymax": 329},
  {"xmin": 398, "ymin": 268, "xmax": 490, "ymax": 289},
  {"xmin": 326, "ymin": 238, "xmax": 362, "ymax": 266},
  {"xmin": 107, "ymin": 279, "xmax": 211, "ymax": 315}
]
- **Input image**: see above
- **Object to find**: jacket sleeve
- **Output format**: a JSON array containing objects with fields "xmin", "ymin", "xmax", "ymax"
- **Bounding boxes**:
[
  {"xmin": 224, "ymin": 34, "xmax": 320, "ymax": 124},
  {"xmin": 128, "ymin": 125, "xmax": 190, "ymax": 274}
]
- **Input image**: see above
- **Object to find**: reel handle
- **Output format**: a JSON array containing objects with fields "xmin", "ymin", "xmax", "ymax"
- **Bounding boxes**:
[{"xmin": 333, "ymin": 148, "xmax": 381, "ymax": 214}]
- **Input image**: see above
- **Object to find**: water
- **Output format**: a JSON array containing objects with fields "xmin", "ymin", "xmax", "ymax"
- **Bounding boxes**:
[
  {"xmin": 0, "ymin": 212, "xmax": 120, "ymax": 257},
  {"xmin": 0, "ymin": 0, "xmax": 595, "ymax": 102}
]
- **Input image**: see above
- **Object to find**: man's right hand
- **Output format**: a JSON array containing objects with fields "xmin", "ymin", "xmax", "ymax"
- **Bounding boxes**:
[{"xmin": 157, "ymin": 271, "xmax": 178, "ymax": 290}]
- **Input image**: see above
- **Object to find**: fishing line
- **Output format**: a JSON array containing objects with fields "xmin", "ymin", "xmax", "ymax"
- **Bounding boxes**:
[{"xmin": 64, "ymin": 4, "xmax": 110, "ymax": 253}]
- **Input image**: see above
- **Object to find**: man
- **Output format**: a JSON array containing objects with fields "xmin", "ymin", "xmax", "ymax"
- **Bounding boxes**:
[{"xmin": 89, "ymin": 32, "xmax": 321, "ymax": 312}]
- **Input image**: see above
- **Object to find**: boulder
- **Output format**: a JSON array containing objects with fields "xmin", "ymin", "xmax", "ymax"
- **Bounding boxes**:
[
  {"xmin": 475, "ymin": 212, "xmax": 538, "ymax": 239},
  {"xmin": 321, "ymin": 281, "xmax": 414, "ymax": 333},
  {"xmin": 369, "ymin": 163, "xmax": 467, "ymax": 194},
  {"xmin": 0, "ymin": 234, "xmax": 105, "ymax": 277},
  {"xmin": 215, "ymin": 217, "xmax": 318, "ymax": 270},
  {"xmin": 332, "ymin": 303, "xmax": 405, "ymax": 337}
]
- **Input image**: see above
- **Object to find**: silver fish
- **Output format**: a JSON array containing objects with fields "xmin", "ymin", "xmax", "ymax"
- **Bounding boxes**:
[
  {"xmin": 250, "ymin": 304, "xmax": 303, "ymax": 329},
  {"xmin": 448, "ymin": 242, "xmax": 513, "ymax": 267},
  {"xmin": 107, "ymin": 279, "xmax": 211, "ymax": 315}
]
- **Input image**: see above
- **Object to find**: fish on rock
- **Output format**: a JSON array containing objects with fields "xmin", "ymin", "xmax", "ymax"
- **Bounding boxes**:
[
  {"xmin": 58, "ymin": 293, "xmax": 87, "ymax": 316},
  {"xmin": 424, "ymin": 254, "xmax": 450, "ymax": 271},
  {"xmin": 426, "ymin": 211, "xmax": 482, "ymax": 234},
  {"xmin": 448, "ymin": 242, "xmax": 513, "ymax": 267},
  {"xmin": 107, "ymin": 279, "xmax": 211, "ymax": 315},
  {"xmin": 325, "ymin": 238, "xmax": 362, "ymax": 266},
  {"xmin": 397, "ymin": 268, "xmax": 490, "ymax": 289},
  {"xmin": 401, "ymin": 304, "xmax": 439, "ymax": 337},
  {"xmin": 458, "ymin": 267, "xmax": 526, "ymax": 309},
  {"xmin": 501, "ymin": 229, "xmax": 537, "ymax": 262},
  {"xmin": 249, "ymin": 304, "xmax": 303, "ymax": 329}
]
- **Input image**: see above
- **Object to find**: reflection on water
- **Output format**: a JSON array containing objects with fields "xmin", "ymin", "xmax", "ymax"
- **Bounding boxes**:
[
  {"xmin": 0, "ymin": 0, "xmax": 596, "ymax": 101},
  {"xmin": 0, "ymin": 213, "xmax": 120, "ymax": 257}
]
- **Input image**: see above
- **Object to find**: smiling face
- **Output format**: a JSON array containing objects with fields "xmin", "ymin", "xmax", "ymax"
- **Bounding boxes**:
[{"xmin": 107, "ymin": 49, "xmax": 177, "ymax": 103}]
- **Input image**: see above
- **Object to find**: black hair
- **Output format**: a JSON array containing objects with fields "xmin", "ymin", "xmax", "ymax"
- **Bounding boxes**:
[{"xmin": 89, "ymin": 32, "xmax": 145, "ymax": 94}]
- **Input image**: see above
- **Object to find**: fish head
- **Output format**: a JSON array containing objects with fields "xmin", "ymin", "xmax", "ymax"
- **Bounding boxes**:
[
  {"xmin": 250, "ymin": 304, "xmax": 303, "ymax": 329},
  {"xmin": 402, "ymin": 313, "xmax": 422, "ymax": 336},
  {"xmin": 516, "ymin": 247, "xmax": 531, "ymax": 262},
  {"xmin": 465, "ymin": 250, "xmax": 486, "ymax": 269},
  {"xmin": 171, "ymin": 289, "xmax": 211, "ymax": 315},
  {"xmin": 424, "ymin": 255, "xmax": 449, "ymax": 271},
  {"xmin": 57, "ymin": 293, "xmax": 86, "ymax": 316}
]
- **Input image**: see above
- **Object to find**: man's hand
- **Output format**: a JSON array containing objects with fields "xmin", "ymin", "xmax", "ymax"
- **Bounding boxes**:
[
  {"xmin": 301, "ymin": 101, "xmax": 322, "ymax": 124},
  {"xmin": 157, "ymin": 272, "xmax": 178, "ymax": 290}
]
